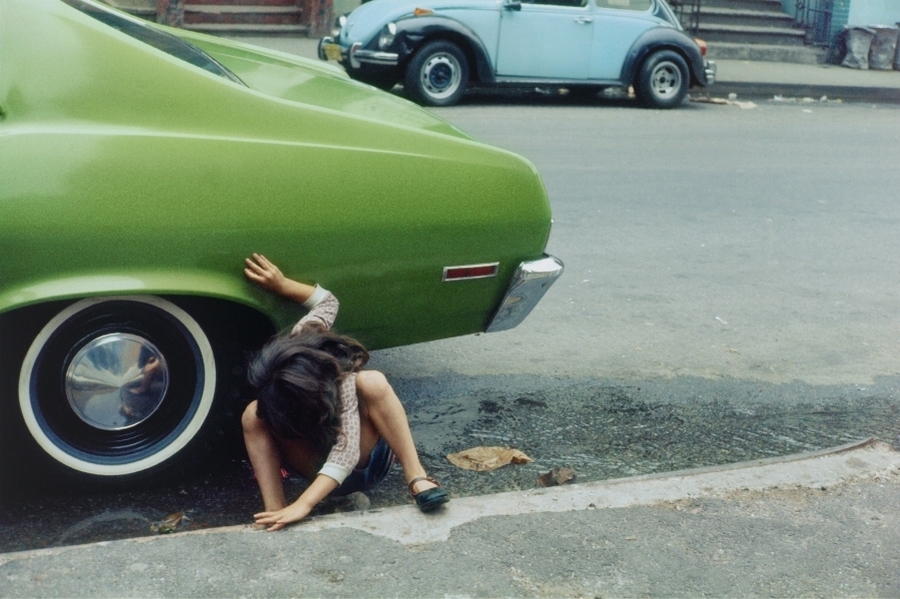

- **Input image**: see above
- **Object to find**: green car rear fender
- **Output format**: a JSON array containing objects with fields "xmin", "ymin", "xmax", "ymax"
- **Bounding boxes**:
[{"xmin": 0, "ymin": 0, "xmax": 552, "ymax": 349}]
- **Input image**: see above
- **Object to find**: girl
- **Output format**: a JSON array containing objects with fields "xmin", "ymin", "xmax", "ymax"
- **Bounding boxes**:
[{"xmin": 241, "ymin": 254, "xmax": 449, "ymax": 531}]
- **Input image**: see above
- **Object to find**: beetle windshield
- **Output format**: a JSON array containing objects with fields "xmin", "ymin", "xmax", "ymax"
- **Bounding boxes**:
[{"xmin": 60, "ymin": 0, "xmax": 245, "ymax": 85}]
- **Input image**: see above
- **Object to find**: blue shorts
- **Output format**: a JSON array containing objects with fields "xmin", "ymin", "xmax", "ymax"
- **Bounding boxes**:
[{"xmin": 332, "ymin": 438, "xmax": 395, "ymax": 496}]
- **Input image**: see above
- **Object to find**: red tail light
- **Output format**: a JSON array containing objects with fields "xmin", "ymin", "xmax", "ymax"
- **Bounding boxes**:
[{"xmin": 442, "ymin": 263, "xmax": 499, "ymax": 281}]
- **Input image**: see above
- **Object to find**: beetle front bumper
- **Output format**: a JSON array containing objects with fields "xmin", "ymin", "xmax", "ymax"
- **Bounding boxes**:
[
  {"xmin": 319, "ymin": 37, "xmax": 400, "ymax": 69},
  {"xmin": 486, "ymin": 255, "xmax": 564, "ymax": 332}
]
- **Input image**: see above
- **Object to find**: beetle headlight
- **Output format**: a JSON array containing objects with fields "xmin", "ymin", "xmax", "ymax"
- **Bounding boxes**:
[
  {"xmin": 332, "ymin": 15, "xmax": 347, "ymax": 38},
  {"xmin": 378, "ymin": 22, "xmax": 397, "ymax": 50}
]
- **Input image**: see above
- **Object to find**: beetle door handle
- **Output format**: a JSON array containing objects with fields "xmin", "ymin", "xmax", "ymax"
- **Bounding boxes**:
[{"xmin": 574, "ymin": 16, "xmax": 592, "ymax": 23}]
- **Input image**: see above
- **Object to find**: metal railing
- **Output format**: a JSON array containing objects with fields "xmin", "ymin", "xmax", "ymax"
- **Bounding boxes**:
[
  {"xmin": 795, "ymin": 0, "xmax": 833, "ymax": 46},
  {"xmin": 669, "ymin": 0, "xmax": 701, "ymax": 36}
]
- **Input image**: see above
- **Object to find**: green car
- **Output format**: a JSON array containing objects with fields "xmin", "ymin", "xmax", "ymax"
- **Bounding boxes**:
[{"xmin": 0, "ymin": 0, "xmax": 561, "ymax": 487}]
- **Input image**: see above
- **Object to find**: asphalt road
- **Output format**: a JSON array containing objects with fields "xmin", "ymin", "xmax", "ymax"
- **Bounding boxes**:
[
  {"xmin": 3, "ymin": 97, "xmax": 900, "ymax": 554},
  {"xmin": 379, "ymin": 97, "xmax": 900, "ymax": 387}
]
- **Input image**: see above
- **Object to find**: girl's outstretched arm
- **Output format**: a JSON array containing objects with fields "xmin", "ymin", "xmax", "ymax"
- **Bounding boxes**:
[{"xmin": 244, "ymin": 253, "xmax": 316, "ymax": 304}]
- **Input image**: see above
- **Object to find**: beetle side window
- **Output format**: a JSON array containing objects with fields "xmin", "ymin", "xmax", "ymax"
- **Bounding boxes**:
[{"xmin": 595, "ymin": 0, "xmax": 652, "ymax": 10}]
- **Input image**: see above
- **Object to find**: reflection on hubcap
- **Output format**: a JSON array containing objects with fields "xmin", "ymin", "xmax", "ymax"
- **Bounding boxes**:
[{"xmin": 65, "ymin": 333, "xmax": 169, "ymax": 431}]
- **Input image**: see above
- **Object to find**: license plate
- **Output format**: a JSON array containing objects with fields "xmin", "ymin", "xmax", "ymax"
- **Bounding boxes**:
[{"xmin": 323, "ymin": 43, "xmax": 342, "ymax": 61}]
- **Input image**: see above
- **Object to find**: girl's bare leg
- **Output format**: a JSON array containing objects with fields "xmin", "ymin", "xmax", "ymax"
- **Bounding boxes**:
[{"xmin": 356, "ymin": 371, "xmax": 438, "ymax": 494}]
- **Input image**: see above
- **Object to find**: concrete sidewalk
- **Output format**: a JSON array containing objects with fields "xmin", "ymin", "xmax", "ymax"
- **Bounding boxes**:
[
  {"xmin": 226, "ymin": 35, "xmax": 900, "ymax": 104},
  {"xmin": 710, "ymin": 58, "xmax": 900, "ymax": 104},
  {"xmin": 2, "ymin": 439, "xmax": 898, "ymax": 597}
]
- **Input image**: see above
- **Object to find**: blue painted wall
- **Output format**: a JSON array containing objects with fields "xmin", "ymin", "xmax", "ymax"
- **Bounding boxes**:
[
  {"xmin": 782, "ymin": 0, "xmax": 900, "ymax": 25},
  {"xmin": 848, "ymin": 0, "xmax": 900, "ymax": 26},
  {"xmin": 782, "ymin": 0, "xmax": 899, "ymax": 46},
  {"xmin": 831, "ymin": 0, "xmax": 852, "ymax": 41}
]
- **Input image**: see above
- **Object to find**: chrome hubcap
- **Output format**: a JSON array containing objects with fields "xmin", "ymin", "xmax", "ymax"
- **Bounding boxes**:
[
  {"xmin": 65, "ymin": 333, "xmax": 169, "ymax": 431},
  {"xmin": 650, "ymin": 61, "xmax": 682, "ymax": 98}
]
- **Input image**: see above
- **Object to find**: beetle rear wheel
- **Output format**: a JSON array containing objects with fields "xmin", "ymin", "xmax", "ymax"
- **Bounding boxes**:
[
  {"xmin": 635, "ymin": 50, "xmax": 689, "ymax": 109},
  {"xmin": 404, "ymin": 40, "xmax": 469, "ymax": 107},
  {"xmin": 18, "ymin": 297, "xmax": 214, "ymax": 480}
]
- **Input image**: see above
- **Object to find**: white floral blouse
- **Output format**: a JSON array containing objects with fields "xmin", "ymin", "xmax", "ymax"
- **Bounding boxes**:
[{"xmin": 291, "ymin": 287, "xmax": 360, "ymax": 485}]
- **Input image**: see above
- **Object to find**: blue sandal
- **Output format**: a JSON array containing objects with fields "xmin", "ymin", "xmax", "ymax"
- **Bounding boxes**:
[{"xmin": 408, "ymin": 476, "xmax": 450, "ymax": 512}]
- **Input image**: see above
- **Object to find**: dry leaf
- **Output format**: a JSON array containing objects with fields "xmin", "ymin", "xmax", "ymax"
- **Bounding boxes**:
[
  {"xmin": 691, "ymin": 97, "xmax": 728, "ymax": 104},
  {"xmin": 447, "ymin": 446, "xmax": 533, "ymax": 472}
]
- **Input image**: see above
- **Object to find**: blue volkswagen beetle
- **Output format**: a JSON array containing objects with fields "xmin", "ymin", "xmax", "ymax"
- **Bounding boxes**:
[{"xmin": 319, "ymin": 0, "xmax": 715, "ymax": 108}]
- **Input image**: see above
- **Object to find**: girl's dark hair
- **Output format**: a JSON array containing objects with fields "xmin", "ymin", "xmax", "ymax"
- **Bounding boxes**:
[{"xmin": 247, "ymin": 325, "xmax": 369, "ymax": 454}]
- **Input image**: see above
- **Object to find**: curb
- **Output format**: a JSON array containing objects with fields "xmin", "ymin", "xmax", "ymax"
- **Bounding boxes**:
[
  {"xmin": 3, "ymin": 438, "xmax": 897, "ymax": 562},
  {"xmin": 699, "ymin": 81, "xmax": 900, "ymax": 104}
]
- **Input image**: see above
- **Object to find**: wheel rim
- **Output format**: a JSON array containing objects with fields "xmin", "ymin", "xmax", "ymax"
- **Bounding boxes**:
[
  {"xmin": 18, "ymin": 297, "xmax": 216, "ymax": 476},
  {"xmin": 649, "ymin": 60, "xmax": 683, "ymax": 99},
  {"xmin": 420, "ymin": 52, "xmax": 461, "ymax": 100}
]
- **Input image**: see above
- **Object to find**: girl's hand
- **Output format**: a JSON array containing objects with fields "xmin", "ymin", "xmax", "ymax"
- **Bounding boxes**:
[
  {"xmin": 252, "ymin": 475, "xmax": 337, "ymax": 531},
  {"xmin": 244, "ymin": 254, "xmax": 319, "ymax": 304},
  {"xmin": 244, "ymin": 253, "xmax": 290, "ymax": 296},
  {"xmin": 253, "ymin": 502, "xmax": 313, "ymax": 532}
]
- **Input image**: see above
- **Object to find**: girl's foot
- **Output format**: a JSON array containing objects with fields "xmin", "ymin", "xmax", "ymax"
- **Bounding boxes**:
[{"xmin": 408, "ymin": 476, "xmax": 450, "ymax": 512}]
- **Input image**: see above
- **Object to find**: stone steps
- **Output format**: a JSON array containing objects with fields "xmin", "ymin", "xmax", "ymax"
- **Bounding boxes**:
[
  {"xmin": 683, "ymin": 0, "xmax": 827, "ymax": 64},
  {"xmin": 699, "ymin": 8, "xmax": 794, "ymax": 28},
  {"xmin": 700, "ymin": 0, "xmax": 783, "ymax": 11},
  {"xmin": 706, "ymin": 42, "xmax": 828, "ymax": 64},
  {"xmin": 182, "ymin": 1, "xmax": 307, "ymax": 35},
  {"xmin": 184, "ymin": 22, "xmax": 309, "ymax": 33},
  {"xmin": 699, "ymin": 24, "xmax": 807, "ymax": 45}
]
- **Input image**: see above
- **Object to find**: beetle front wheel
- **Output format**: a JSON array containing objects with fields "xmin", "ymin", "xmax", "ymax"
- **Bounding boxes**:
[{"xmin": 404, "ymin": 40, "xmax": 469, "ymax": 107}]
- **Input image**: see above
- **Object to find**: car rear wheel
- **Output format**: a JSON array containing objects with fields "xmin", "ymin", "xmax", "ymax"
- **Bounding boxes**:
[
  {"xmin": 404, "ymin": 40, "xmax": 469, "ymax": 107},
  {"xmin": 15, "ymin": 297, "xmax": 227, "ymax": 485},
  {"xmin": 635, "ymin": 50, "xmax": 689, "ymax": 109}
]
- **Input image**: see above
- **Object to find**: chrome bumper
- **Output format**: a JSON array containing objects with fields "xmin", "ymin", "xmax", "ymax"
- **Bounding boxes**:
[
  {"xmin": 705, "ymin": 60, "xmax": 717, "ymax": 85},
  {"xmin": 349, "ymin": 42, "xmax": 399, "ymax": 69},
  {"xmin": 486, "ymin": 255, "xmax": 564, "ymax": 333},
  {"xmin": 318, "ymin": 37, "xmax": 399, "ymax": 68}
]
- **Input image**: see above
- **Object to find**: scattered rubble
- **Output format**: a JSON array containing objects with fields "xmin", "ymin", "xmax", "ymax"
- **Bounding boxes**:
[
  {"xmin": 538, "ymin": 467, "xmax": 577, "ymax": 487},
  {"xmin": 150, "ymin": 511, "xmax": 185, "ymax": 534},
  {"xmin": 691, "ymin": 96, "xmax": 758, "ymax": 109}
]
